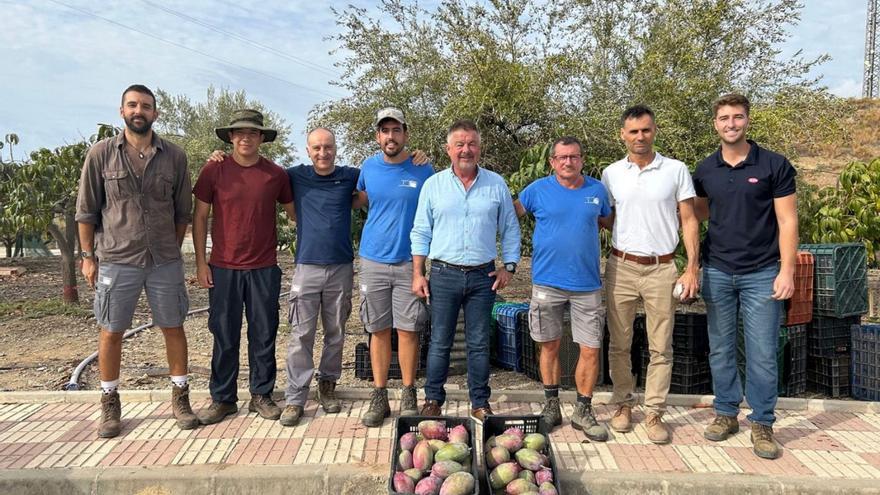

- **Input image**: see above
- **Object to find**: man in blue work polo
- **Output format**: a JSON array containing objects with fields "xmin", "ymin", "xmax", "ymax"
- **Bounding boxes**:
[
  {"xmin": 411, "ymin": 119, "xmax": 521, "ymax": 423},
  {"xmin": 693, "ymin": 93, "xmax": 798, "ymax": 460}
]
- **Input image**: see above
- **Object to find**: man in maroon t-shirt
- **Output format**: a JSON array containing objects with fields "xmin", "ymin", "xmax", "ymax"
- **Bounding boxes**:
[{"xmin": 192, "ymin": 109, "xmax": 295, "ymax": 426}]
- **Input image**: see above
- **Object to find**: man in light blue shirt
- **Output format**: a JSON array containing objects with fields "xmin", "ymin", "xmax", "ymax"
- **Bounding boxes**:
[{"xmin": 411, "ymin": 119, "xmax": 521, "ymax": 422}]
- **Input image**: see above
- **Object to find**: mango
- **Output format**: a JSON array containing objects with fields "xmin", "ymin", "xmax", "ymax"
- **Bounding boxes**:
[
  {"xmin": 415, "ymin": 475, "xmax": 443, "ymax": 495},
  {"xmin": 505, "ymin": 478, "xmax": 538, "ymax": 495},
  {"xmin": 430, "ymin": 460, "xmax": 463, "ymax": 479},
  {"xmin": 503, "ymin": 426, "xmax": 525, "ymax": 439},
  {"xmin": 393, "ymin": 471, "xmax": 415, "ymax": 493},
  {"xmin": 494, "ymin": 434, "xmax": 523, "ymax": 453},
  {"xmin": 538, "ymin": 482, "xmax": 558, "ymax": 495},
  {"xmin": 435, "ymin": 442, "xmax": 470, "ymax": 463},
  {"xmin": 535, "ymin": 468, "xmax": 553, "ymax": 485},
  {"xmin": 439, "ymin": 471, "xmax": 475, "ymax": 495},
  {"xmin": 413, "ymin": 440, "xmax": 435, "ymax": 472},
  {"xmin": 405, "ymin": 468, "xmax": 424, "ymax": 483},
  {"xmin": 489, "ymin": 461, "xmax": 521, "ymax": 489},
  {"xmin": 418, "ymin": 420, "xmax": 448, "ymax": 441},
  {"xmin": 400, "ymin": 432, "xmax": 419, "ymax": 451},
  {"xmin": 514, "ymin": 448, "xmax": 546, "ymax": 471},
  {"xmin": 486, "ymin": 446, "xmax": 511, "ymax": 469},
  {"xmin": 399, "ymin": 449, "xmax": 414, "ymax": 470},
  {"xmin": 427, "ymin": 439, "xmax": 447, "ymax": 452},
  {"xmin": 448, "ymin": 424, "xmax": 469, "ymax": 444},
  {"xmin": 485, "ymin": 435, "xmax": 497, "ymax": 449},
  {"xmin": 518, "ymin": 470, "xmax": 536, "ymax": 484},
  {"xmin": 522, "ymin": 433, "xmax": 546, "ymax": 451}
]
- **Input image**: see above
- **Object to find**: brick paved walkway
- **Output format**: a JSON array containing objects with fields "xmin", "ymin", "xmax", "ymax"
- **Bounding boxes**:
[{"xmin": 1, "ymin": 393, "xmax": 879, "ymax": 481}]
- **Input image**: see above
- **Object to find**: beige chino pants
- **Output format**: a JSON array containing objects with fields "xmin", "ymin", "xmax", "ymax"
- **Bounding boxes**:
[{"xmin": 605, "ymin": 255, "xmax": 678, "ymax": 414}]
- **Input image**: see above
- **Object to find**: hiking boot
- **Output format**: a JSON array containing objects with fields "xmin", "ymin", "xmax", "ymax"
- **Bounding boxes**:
[
  {"xmin": 750, "ymin": 423, "xmax": 781, "ymax": 459},
  {"xmin": 248, "ymin": 394, "xmax": 282, "ymax": 420},
  {"xmin": 317, "ymin": 380, "xmax": 341, "ymax": 413},
  {"xmin": 420, "ymin": 400, "xmax": 442, "ymax": 416},
  {"xmin": 539, "ymin": 397, "xmax": 562, "ymax": 430},
  {"xmin": 400, "ymin": 385, "xmax": 419, "ymax": 417},
  {"xmin": 171, "ymin": 384, "xmax": 199, "ymax": 430},
  {"xmin": 470, "ymin": 405, "xmax": 494, "ymax": 424},
  {"xmin": 571, "ymin": 402, "xmax": 608, "ymax": 442},
  {"xmin": 609, "ymin": 404, "xmax": 632, "ymax": 433},
  {"xmin": 279, "ymin": 405, "xmax": 304, "ymax": 427},
  {"xmin": 362, "ymin": 388, "xmax": 391, "ymax": 427},
  {"xmin": 197, "ymin": 401, "xmax": 238, "ymax": 425},
  {"xmin": 98, "ymin": 391, "xmax": 122, "ymax": 438},
  {"xmin": 704, "ymin": 414, "xmax": 740, "ymax": 441},
  {"xmin": 645, "ymin": 413, "xmax": 670, "ymax": 444}
]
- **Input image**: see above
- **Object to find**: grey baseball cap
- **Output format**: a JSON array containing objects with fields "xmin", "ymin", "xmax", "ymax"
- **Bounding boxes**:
[{"xmin": 374, "ymin": 107, "xmax": 406, "ymax": 127}]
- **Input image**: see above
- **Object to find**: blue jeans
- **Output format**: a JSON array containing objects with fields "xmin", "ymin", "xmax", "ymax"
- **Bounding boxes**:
[
  {"xmin": 424, "ymin": 262, "xmax": 496, "ymax": 408},
  {"xmin": 702, "ymin": 264, "xmax": 783, "ymax": 425}
]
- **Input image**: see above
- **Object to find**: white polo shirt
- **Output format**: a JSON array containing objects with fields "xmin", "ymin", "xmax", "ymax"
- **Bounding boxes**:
[{"xmin": 601, "ymin": 152, "xmax": 696, "ymax": 256}]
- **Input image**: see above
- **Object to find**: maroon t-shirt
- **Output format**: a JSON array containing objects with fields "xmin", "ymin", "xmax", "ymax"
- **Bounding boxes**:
[{"xmin": 193, "ymin": 156, "xmax": 293, "ymax": 269}]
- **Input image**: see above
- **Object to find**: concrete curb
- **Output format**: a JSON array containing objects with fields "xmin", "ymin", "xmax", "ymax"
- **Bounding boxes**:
[
  {"xmin": 1, "ymin": 388, "xmax": 878, "ymax": 413},
  {"xmin": 1, "ymin": 464, "xmax": 879, "ymax": 495}
]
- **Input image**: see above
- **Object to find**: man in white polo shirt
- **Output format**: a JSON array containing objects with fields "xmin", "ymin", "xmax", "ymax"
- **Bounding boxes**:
[{"xmin": 600, "ymin": 105, "xmax": 700, "ymax": 444}]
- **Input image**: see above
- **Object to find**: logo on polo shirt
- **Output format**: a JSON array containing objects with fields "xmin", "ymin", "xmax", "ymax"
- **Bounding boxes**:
[
  {"xmin": 399, "ymin": 179, "xmax": 418, "ymax": 188},
  {"xmin": 584, "ymin": 196, "xmax": 600, "ymax": 205},
  {"xmin": 748, "ymin": 177, "xmax": 759, "ymax": 184}
]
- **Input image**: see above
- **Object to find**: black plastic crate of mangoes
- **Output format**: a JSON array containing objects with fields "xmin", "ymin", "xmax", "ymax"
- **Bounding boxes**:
[
  {"xmin": 481, "ymin": 415, "xmax": 563, "ymax": 495},
  {"xmin": 389, "ymin": 416, "xmax": 479, "ymax": 495}
]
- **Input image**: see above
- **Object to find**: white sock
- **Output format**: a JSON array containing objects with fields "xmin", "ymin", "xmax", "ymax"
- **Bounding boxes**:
[
  {"xmin": 101, "ymin": 379, "xmax": 119, "ymax": 394},
  {"xmin": 170, "ymin": 375, "xmax": 189, "ymax": 388}
]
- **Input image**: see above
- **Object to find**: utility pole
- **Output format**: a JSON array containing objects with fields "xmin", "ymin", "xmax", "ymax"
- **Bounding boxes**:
[{"xmin": 865, "ymin": 0, "xmax": 880, "ymax": 98}]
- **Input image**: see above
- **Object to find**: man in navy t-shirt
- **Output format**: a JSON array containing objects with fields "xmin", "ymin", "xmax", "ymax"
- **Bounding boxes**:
[
  {"xmin": 515, "ymin": 136, "xmax": 611, "ymax": 439},
  {"xmin": 356, "ymin": 108, "xmax": 434, "ymax": 427}
]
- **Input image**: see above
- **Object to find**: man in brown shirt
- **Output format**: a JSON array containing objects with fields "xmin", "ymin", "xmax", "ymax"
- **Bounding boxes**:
[{"xmin": 76, "ymin": 84, "xmax": 196, "ymax": 438}]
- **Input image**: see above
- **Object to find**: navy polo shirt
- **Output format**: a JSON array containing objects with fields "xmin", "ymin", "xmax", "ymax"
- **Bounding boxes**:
[{"xmin": 693, "ymin": 140, "xmax": 796, "ymax": 275}]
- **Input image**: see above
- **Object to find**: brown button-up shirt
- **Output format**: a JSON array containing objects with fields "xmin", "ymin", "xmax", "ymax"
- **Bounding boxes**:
[{"xmin": 75, "ymin": 133, "xmax": 193, "ymax": 267}]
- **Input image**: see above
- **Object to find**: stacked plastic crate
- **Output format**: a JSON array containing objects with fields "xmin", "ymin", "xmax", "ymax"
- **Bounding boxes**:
[
  {"xmin": 800, "ymin": 243, "xmax": 868, "ymax": 398},
  {"xmin": 489, "ymin": 302, "xmax": 530, "ymax": 371},
  {"xmin": 637, "ymin": 312, "xmax": 712, "ymax": 394},
  {"xmin": 852, "ymin": 324, "xmax": 880, "ymax": 401}
]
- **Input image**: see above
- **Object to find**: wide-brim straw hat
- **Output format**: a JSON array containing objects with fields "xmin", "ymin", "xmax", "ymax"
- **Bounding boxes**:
[{"xmin": 215, "ymin": 109, "xmax": 277, "ymax": 143}]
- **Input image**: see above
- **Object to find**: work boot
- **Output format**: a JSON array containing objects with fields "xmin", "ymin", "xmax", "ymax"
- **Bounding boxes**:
[
  {"xmin": 571, "ymin": 402, "xmax": 608, "ymax": 442},
  {"xmin": 540, "ymin": 397, "xmax": 562, "ymax": 430},
  {"xmin": 609, "ymin": 404, "xmax": 632, "ymax": 433},
  {"xmin": 279, "ymin": 405, "xmax": 304, "ymax": 427},
  {"xmin": 317, "ymin": 380, "xmax": 342, "ymax": 413},
  {"xmin": 98, "ymin": 391, "xmax": 122, "ymax": 438},
  {"xmin": 420, "ymin": 400, "xmax": 442, "ymax": 416},
  {"xmin": 400, "ymin": 385, "xmax": 419, "ymax": 417},
  {"xmin": 171, "ymin": 384, "xmax": 199, "ymax": 430},
  {"xmin": 248, "ymin": 394, "xmax": 282, "ymax": 420},
  {"xmin": 750, "ymin": 423, "xmax": 781, "ymax": 459},
  {"xmin": 704, "ymin": 414, "xmax": 740, "ymax": 441},
  {"xmin": 645, "ymin": 413, "xmax": 671, "ymax": 444},
  {"xmin": 362, "ymin": 388, "xmax": 391, "ymax": 427},
  {"xmin": 470, "ymin": 405, "xmax": 494, "ymax": 424},
  {"xmin": 197, "ymin": 401, "xmax": 238, "ymax": 425}
]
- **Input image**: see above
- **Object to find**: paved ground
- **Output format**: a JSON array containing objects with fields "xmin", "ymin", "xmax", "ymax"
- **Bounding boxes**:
[{"xmin": 0, "ymin": 388, "xmax": 879, "ymax": 494}]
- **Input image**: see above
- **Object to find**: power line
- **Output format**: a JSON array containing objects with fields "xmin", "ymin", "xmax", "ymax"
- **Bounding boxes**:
[
  {"xmin": 139, "ymin": 0, "xmax": 341, "ymax": 78},
  {"xmin": 47, "ymin": 0, "xmax": 344, "ymax": 99}
]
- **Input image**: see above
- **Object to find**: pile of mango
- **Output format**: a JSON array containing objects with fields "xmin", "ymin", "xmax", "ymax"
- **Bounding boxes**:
[
  {"xmin": 485, "ymin": 427, "xmax": 558, "ymax": 495},
  {"xmin": 392, "ymin": 420, "xmax": 476, "ymax": 495}
]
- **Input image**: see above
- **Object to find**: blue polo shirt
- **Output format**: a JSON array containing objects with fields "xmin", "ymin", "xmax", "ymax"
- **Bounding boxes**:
[
  {"xmin": 693, "ymin": 140, "xmax": 796, "ymax": 275},
  {"xmin": 287, "ymin": 164, "xmax": 360, "ymax": 265},
  {"xmin": 519, "ymin": 175, "xmax": 611, "ymax": 292}
]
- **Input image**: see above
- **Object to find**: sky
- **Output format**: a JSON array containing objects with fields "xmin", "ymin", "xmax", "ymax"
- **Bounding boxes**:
[{"xmin": 0, "ymin": 0, "xmax": 872, "ymax": 160}]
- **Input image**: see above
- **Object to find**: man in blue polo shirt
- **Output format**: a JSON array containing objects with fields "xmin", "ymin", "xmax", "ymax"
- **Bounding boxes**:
[
  {"xmin": 411, "ymin": 119, "xmax": 521, "ymax": 422},
  {"xmin": 357, "ymin": 108, "xmax": 434, "ymax": 427},
  {"xmin": 514, "ymin": 136, "xmax": 611, "ymax": 438},
  {"xmin": 693, "ymin": 93, "xmax": 798, "ymax": 460}
]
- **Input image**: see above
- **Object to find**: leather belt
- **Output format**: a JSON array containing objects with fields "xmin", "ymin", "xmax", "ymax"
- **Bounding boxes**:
[
  {"xmin": 611, "ymin": 248, "xmax": 675, "ymax": 265},
  {"xmin": 431, "ymin": 260, "xmax": 494, "ymax": 272}
]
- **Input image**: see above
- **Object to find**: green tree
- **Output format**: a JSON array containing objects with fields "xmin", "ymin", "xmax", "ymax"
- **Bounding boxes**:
[{"xmin": 0, "ymin": 160, "xmax": 23, "ymax": 258}]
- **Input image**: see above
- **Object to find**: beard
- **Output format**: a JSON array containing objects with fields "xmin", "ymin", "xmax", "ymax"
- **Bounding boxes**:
[
  {"xmin": 124, "ymin": 114, "xmax": 154, "ymax": 135},
  {"xmin": 383, "ymin": 141, "xmax": 402, "ymax": 157}
]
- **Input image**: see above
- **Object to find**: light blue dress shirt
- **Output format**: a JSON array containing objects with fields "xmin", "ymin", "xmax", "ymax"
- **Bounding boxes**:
[{"xmin": 410, "ymin": 167, "xmax": 521, "ymax": 265}]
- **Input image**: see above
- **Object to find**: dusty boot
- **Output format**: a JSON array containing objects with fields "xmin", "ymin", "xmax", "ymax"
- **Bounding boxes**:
[
  {"xmin": 750, "ymin": 423, "xmax": 781, "ymax": 459},
  {"xmin": 98, "ymin": 391, "xmax": 122, "ymax": 438},
  {"xmin": 571, "ymin": 402, "xmax": 608, "ymax": 442},
  {"xmin": 540, "ymin": 397, "xmax": 562, "ymax": 431},
  {"xmin": 420, "ymin": 400, "xmax": 442, "ymax": 416},
  {"xmin": 171, "ymin": 384, "xmax": 199, "ymax": 430},
  {"xmin": 197, "ymin": 401, "xmax": 238, "ymax": 425},
  {"xmin": 361, "ymin": 387, "xmax": 391, "ymax": 427},
  {"xmin": 704, "ymin": 414, "xmax": 740, "ymax": 441},
  {"xmin": 609, "ymin": 404, "xmax": 632, "ymax": 433},
  {"xmin": 248, "ymin": 394, "xmax": 282, "ymax": 420},
  {"xmin": 399, "ymin": 385, "xmax": 419, "ymax": 417},
  {"xmin": 279, "ymin": 405, "xmax": 304, "ymax": 427},
  {"xmin": 645, "ymin": 413, "xmax": 671, "ymax": 444},
  {"xmin": 317, "ymin": 380, "xmax": 342, "ymax": 413}
]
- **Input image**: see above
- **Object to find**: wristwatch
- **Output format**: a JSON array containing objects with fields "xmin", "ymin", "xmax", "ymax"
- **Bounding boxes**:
[
  {"xmin": 504, "ymin": 262, "xmax": 517, "ymax": 274},
  {"xmin": 80, "ymin": 250, "xmax": 95, "ymax": 259}
]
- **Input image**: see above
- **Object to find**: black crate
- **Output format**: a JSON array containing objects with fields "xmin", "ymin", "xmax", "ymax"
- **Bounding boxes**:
[
  {"xmin": 808, "ymin": 316, "xmax": 861, "ymax": 358},
  {"xmin": 806, "ymin": 355, "xmax": 850, "ymax": 398},
  {"xmin": 634, "ymin": 312, "xmax": 708, "ymax": 357},
  {"xmin": 638, "ymin": 351, "xmax": 712, "ymax": 394},
  {"xmin": 602, "ymin": 315, "xmax": 646, "ymax": 387},
  {"xmin": 355, "ymin": 342, "xmax": 415, "ymax": 381},
  {"xmin": 852, "ymin": 324, "xmax": 880, "ymax": 401},
  {"xmin": 480, "ymin": 415, "xmax": 562, "ymax": 495},
  {"xmin": 517, "ymin": 312, "xmax": 541, "ymax": 381},
  {"xmin": 782, "ymin": 324, "xmax": 808, "ymax": 396},
  {"xmin": 390, "ymin": 416, "xmax": 479, "ymax": 495}
]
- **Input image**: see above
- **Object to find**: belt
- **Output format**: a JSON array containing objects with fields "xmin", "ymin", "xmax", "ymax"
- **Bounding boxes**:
[
  {"xmin": 431, "ymin": 260, "xmax": 494, "ymax": 272},
  {"xmin": 611, "ymin": 248, "xmax": 675, "ymax": 265}
]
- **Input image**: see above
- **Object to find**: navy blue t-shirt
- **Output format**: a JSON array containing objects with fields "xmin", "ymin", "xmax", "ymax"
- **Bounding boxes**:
[
  {"xmin": 693, "ymin": 140, "xmax": 797, "ymax": 275},
  {"xmin": 287, "ymin": 164, "xmax": 360, "ymax": 265}
]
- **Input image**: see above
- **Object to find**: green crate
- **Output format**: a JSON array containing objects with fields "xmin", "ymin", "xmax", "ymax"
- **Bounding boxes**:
[{"xmin": 799, "ymin": 243, "xmax": 868, "ymax": 318}]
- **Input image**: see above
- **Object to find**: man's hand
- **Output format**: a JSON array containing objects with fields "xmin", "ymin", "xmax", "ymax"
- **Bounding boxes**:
[
  {"xmin": 208, "ymin": 150, "xmax": 227, "ymax": 163},
  {"xmin": 676, "ymin": 268, "xmax": 699, "ymax": 301},
  {"xmin": 412, "ymin": 274, "xmax": 430, "ymax": 299},
  {"xmin": 412, "ymin": 149, "xmax": 430, "ymax": 166},
  {"xmin": 490, "ymin": 268, "xmax": 513, "ymax": 291},
  {"xmin": 771, "ymin": 271, "xmax": 795, "ymax": 300},
  {"xmin": 197, "ymin": 262, "xmax": 214, "ymax": 288},
  {"xmin": 81, "ymin": 257, "xmax": 98, "ymax": 288}
]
